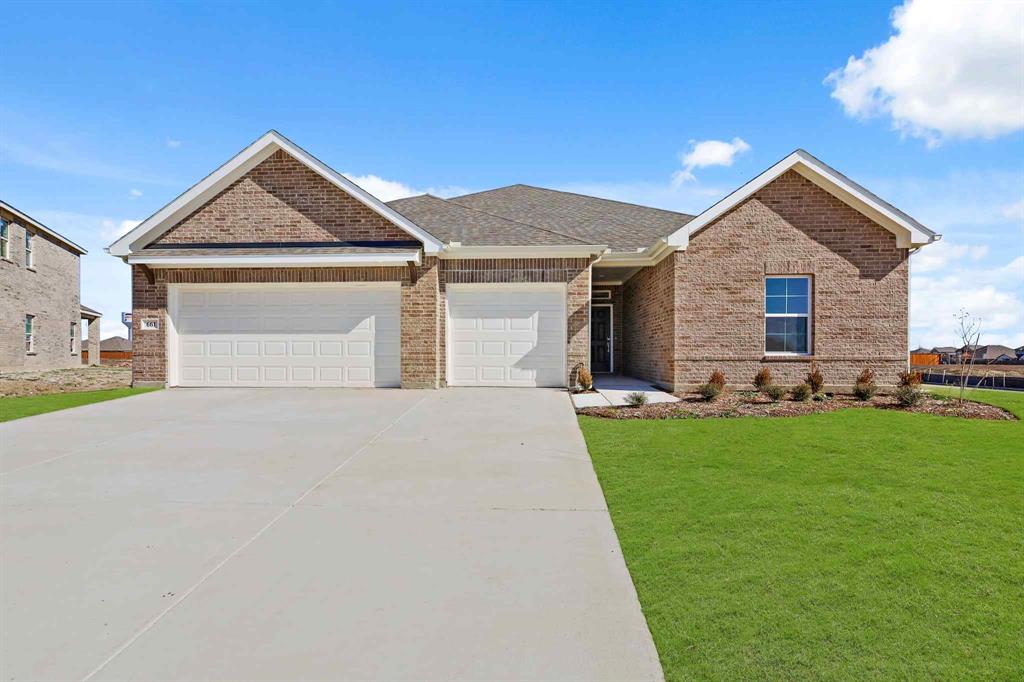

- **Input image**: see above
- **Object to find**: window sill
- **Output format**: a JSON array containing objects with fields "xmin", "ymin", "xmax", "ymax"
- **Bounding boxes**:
[
  {"xmin": 762, "ymin": 354, "xmax": 814, "ymax": 362},
  {"xmin": 26, "ymin": 266, "xmax": 36, "ymax": 272},
  {"xmin": 25, "ymin": 351, "xmax": 37, "ymax": 356}
]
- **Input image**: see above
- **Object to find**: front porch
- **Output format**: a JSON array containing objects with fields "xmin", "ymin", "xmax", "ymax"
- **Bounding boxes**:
[{"xmin": 571, "ymin": 374, "xmax": 679, "ymax": 408}]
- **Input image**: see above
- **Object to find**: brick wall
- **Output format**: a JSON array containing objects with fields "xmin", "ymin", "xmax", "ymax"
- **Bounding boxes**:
[
  {"xmin": 671, "ymin": 170, "xmax": 908, "ymax": 389},
  {"xmin": 401, "ymin": 257, "xmax": 440, "ymax": 389},
  {"xmin": 153, "ymin": 150, "xmax": 411, "ymax": 245},
  {"xmin": 1, "ymin": 208, "xmax": 82, "ymax": 372},
  {"xmin": 622, "ymin": 254, "xmax": 675, "ymax": 387},
  {"xmin": 438, "ymin": 258, "xmax": 591, "ymax": 386}
]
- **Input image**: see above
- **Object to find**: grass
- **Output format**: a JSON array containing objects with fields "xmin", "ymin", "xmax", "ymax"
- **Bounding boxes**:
[
  {"xmin": 579, "ymin": 388, "xmax": 1023, "ymax": 681},
  {"xmin": 0, "ymin": 387, "xmax": 160, "ymax": 422}
]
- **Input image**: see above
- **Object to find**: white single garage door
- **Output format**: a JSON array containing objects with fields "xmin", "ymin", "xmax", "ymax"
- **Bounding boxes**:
[
  {"xmin": 446, "ymin": 284, "xmax": 566, "ymax": 387},
  {"xmin": 169, "ymin": 283, "xmax": 400, "ymax": 387}
]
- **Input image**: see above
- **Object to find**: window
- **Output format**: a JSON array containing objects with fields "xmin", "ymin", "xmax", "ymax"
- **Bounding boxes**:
[
  {"xmin": 25, "ymin": 231, "xmax": 34, "ymax": 268},
  {"xmin": 70, "ymin": 322, "xmax": 77, "ymax": 353},
  {"xmin": 25, "ymin": 315, "xmax": 34, "ymax": 353},
  {"xmin": 0, "ymin": 218, "xmax": 8, "ymax": 259},
  {"xmin": 592, "ymin": 289, "xmax": 611, "ymax": 300},
  {"xmin": 765, "ymin": 276, "xmax": 811, "ymax": 354}
]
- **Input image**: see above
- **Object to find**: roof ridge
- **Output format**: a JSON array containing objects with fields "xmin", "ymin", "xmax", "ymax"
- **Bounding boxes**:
[
  {"xmin": 414, "ymin": 194, "xmax": 595, "ymax": 246},
  {"xmin": 451, "ymin": 183, "xmax": 695, "ymax": 219}
]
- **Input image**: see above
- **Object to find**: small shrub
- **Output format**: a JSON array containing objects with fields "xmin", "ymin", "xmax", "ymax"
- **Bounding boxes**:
[
  {"xmin": 812, "ymin": 391, "xmax": 828, "ymax": 402},
  {"xmin": 624, "ymin": 391, "xmax": 649, "ymax": 407},
  {"xmin": 894, "ymin": 385, "xmax": 923, "ymax": 407},
  {"xmin": 852, "ymin": 381, "xmax": 877, "ymax": 401},
  {"xmin": 806, "ymin": 362, "xmax": 825, "ymax": 394},
  {"xmin": 763, "ymin": 384, "xmax": 786, "ymax": 402},
  {"xmin": 708, "ymin": 369, "xmax": 726, "ymax": 389},
  {"xmin": 753, "ymin": 366, "xmax": 773, "ymax": 390},
  {"xmin": 697, "ymin": 383, "xmax": 722, "ymax": 402},
  {"xmin": 577, "ymin": 366, "xmax": 593, "ymax": 391},
  {"xmin": 791, "ymin": 382, "xmax": 813, "ymax": 401},
  {"xmin": 898, "ymin": 370, "xmax": 923, "ymax": 387}
]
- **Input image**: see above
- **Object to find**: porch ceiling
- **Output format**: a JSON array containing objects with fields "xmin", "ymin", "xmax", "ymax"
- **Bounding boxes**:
[{"xmin": 593, "ymin": 265, "xmax": 641, "ymax": 285}]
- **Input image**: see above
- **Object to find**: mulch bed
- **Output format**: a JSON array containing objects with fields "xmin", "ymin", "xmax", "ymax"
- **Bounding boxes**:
[{"xmin": 577, "ymin": 390, "xmax": 1016, "ymax": 421}]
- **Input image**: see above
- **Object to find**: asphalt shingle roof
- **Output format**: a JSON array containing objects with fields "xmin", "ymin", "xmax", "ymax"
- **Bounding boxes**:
[
  {"xmin": 445, "ymin": 184, "xmax": 694, "ymax": 252},
  {"xmin": 387, "ymin": 194, "xmax": 593, "ymax": 247}
]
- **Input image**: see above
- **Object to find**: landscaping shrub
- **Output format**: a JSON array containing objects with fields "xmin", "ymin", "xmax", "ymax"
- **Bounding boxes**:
[
  {"xmin": 708, "ymin": 369, "xmax": 726, "ymax": 389},
  {"xmin": 697, "ymin": 383, "xmax": 722, "ymax": 402},
  {"xmin": 806, "ymin": 362, "xmax": 825, "ymax": 394},
  {"xmin": 898, "ymin": 370, "xmax": 923, "ymax": 387},
  {"xmin": 895, "ymin": 385, "xmax": 923, "ymax": 407},
  {"xmin": 763, "ymin": 384, "xmax": 786, "ymax": 402},
  {"xmin": 624, "ymin": 391, "xmax": 649, "ymax": 407},
  {"xmin": 577, "ymin": 366, "xmax": 593, "ymax": 391},
  {"xmin": 812, "ymin": 391, "xmax": 828, "ymax": 402},
  {"xmin": 753, "ymin": 366, "xmax": 772, "ymax": 390},
  {"xmin": 791, "ymin": 382, "xmax": 813, "ymax": 401},
  {"xmin": 853, "ymin": 367, "xmax": 878, "ymax": 401}
]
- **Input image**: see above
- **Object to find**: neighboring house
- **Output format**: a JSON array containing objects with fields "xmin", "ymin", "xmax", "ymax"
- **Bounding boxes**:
[
  {"xmin": 1016, "ymin": 345, "xmax": 1024, "ymax": 360},
  {"xmin": 970, "ymin": 345, "xmax": 1018, "ymax": 363},
  {"xmin": 108, "ymin": 131, "xmax": 939, "ymax": 390},
  {"xmin": 931, "ymin": 346, "xmax": 958, "ymax": 364},
  {"xmin": 81, "ymin": 335, "xmax": 133, "ymax": 364},
  {"xmin": 0, "ymin": 201, "xmax": 102, "ymax": 372}
]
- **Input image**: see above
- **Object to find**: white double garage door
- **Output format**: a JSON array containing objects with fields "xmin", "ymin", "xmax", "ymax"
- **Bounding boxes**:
[{"xmin": 168, "ymin": 283, "xmax": 566, "ymax": 388}]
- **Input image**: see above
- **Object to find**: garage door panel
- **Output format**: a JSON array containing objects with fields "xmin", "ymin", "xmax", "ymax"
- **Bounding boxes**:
[
  {"xmin": 447, "ymin": 287, "xmax": 565, "ymax": 388},
  {"xmin": 173, "ymin": 285, "xmax": 400, "ymax": 387}
]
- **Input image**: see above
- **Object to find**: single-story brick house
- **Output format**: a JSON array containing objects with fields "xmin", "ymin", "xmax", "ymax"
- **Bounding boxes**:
[{"xmin": 108, "ymin": 131, "xmax": 939, "ymax": 390}]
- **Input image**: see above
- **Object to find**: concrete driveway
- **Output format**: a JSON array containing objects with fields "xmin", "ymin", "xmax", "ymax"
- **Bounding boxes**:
[{"xmin": 1, "ymin": 388, "xmax": 662, "ymax": 682}]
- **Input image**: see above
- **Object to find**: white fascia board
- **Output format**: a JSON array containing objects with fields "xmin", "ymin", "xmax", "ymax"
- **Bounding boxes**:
[
  {"xmin": 440, "ymin": 244, "xmax": 608, "ymax": 259},
  {"xmin": 0, "ymin": 201, "xmax": 88, "ymax": 255},
  {"xmin": 593, "ymin": 239, "xmax": 678, "ymax": 267},
  {"xmin": 126, "ymin": 251, "xmax": 421, "ymax": 268},
  {"xmin": 108, "ymin": 131, "xmax": 443, "ymax": 257},
  {"xmin": 665, "ymin": 150, "xmax": 940, "ymax": 249}
]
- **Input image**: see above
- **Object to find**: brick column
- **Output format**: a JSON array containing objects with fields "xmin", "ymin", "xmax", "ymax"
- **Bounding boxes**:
[
  {"xmin": 400, "ymin": 256, "xmax": 441, "ymax": 389},
  {"xmin": 88, "ymin": 316, "xmax": 102, "ymax": 365}
]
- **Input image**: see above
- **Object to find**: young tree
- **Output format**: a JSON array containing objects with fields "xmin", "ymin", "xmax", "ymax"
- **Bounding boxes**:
[{"xmin": 953, "ymin": 309, "xmax": 982, "ymax": 404}]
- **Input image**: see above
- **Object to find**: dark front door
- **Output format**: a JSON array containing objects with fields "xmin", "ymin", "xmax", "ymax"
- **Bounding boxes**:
[{"xmin": 590, "ymin": 306, "xmax": 612, "ymax": 373}]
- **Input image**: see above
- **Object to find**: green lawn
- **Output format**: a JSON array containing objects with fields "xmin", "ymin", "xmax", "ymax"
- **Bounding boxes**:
[
  {"xmin": 0, "ymin": 387, "xmax": 160, "ymax": 423},
  {"xmin": 579, "ymin": 389, "xmax": 1023, "ymax": 681}
]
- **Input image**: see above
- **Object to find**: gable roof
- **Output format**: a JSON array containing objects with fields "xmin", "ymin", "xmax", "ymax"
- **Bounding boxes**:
[
  {"xmin": 972, "ymin": 344, "xmax": 1017, "ymax": 360},
  {"xmin": 83, "ymin": 336, "xmax": 131, "ymax": 352},
  {"xmin": 446, "ymin": 185, "xmax": 693, "ymax": 252},
  {"xmin": 1, "ymin": 200, "xmax": 87, "ymax": 255},
  {"xmin": 387, "ymin": 194, "xmax": 596, "ymax": 247},
  {"xmin": 107, "ymin": 131, "xmax": 444, "ymax": 257},
  {"xmin": 667, "ymin": 150, "xmax": 939, "ymax": 249}
]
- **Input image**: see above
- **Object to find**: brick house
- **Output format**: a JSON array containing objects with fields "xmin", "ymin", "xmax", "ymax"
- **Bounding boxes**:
[
  {"xmin": 1, "ymin": 201, "xmax": 102, "ymax": 373},
  {"xmin": 108, "ymin": 131, "xmax": 939, "ymax": 390}
]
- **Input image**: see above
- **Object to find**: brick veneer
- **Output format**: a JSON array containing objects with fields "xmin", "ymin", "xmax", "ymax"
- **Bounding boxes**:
[
  {"xmin": 669, "ymin": 169, "xmax": 908, "ymax": 389},
  {"xmin": 622, "ymin": 254, "xmax": 675, "ymax": 388},
  {"xmin": 154, "ymin": 150, "xmax": 411, "ymax": 245},
  {"xmin": 438, "ymin": 258, "xmax": 592, "ymax": 387}
]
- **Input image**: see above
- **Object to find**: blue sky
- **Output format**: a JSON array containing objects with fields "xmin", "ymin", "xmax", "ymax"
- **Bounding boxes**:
[{"xmin": 3, "ymin": 0, "xmax": 1022, "ymax": 345}]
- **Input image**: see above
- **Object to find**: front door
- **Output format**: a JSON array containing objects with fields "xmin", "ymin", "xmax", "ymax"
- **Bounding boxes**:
[{"xmin": 590, "ymin": 305, "xmax": 612, "ymax": 373}]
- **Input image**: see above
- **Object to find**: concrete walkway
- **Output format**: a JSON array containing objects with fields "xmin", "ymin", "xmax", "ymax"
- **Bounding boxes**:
[
  {"xmin": 572, "ymin": 375, "xmax": 680, "ymax": 408},
  {"xmin": 1, "ymin": 388, "xmax": 662, "ymax": 682}
]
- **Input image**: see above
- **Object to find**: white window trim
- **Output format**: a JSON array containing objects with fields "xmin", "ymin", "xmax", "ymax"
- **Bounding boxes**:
[
  {"xmin": 0, "ymin": 219, "xmax": 9, "ymax": 260},
  {"xmin": 25, "ymin": 230, "xmax": 34, "ymax": 269},
  {"xmin": 70, "ymin": 322, "xmax": 77, "ymax": 354},
  {"xmin": 764, "ymin": 275, "xmax": 812, "ymax": 356},
  {"xmin": 25, "ymin": 314, "xmax": 35, "ymax": 354}
]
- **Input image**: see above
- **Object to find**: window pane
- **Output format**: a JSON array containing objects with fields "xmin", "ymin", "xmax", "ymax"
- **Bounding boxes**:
[
  {"xmin": 766, "ymin": 318, "xmax": 787, "ymax": 334},
  {"xmin": 786, "ymin": 278, "xmax": 809, "ymax": 295},
  {"xmin": 786, "ymin": 334, "xmax": 808, "ymax": 353},
  {"xmin": 766, "ymin": 334, "xmax": 786, "ymax": 352},
  {"xmin": 766, "ymin": 278, "xmax": 787, "ymax": 296},
  {"xmin": 766, "ymin": 296, "xmax": 786, "ymax": 314},
  {"xmin": 787, "ymin": 295, "xmax": 808, "ymax": 314},
  {"xmin": 785, "ymin": 317, "xmax": 807, "ymax": 335}
]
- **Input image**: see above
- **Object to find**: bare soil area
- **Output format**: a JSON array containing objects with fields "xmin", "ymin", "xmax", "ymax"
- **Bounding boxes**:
[
  {"xmin": 0, "ymin": 366, "xmax": 132, "ymax": 397},
  {"xmin": 578, "ymin": 390, "xmax": 1016, "ymax": 421}
]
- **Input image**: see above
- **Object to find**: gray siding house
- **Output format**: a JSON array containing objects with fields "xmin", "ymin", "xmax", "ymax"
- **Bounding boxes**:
[{"xmin": 0, "ymin": 201, "xmax": 101, "ymax": 372}]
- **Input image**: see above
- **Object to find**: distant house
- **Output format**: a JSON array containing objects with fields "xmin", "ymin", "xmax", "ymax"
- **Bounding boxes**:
[
  {"xmin": 1017, "ymin": 345, "xmax": 1024, "ymax": 360},
  {"xmin": 81, "ymin": 336, "xmax": 133, "ymax": 364},
  {"xmin": 970, "ymin": 345, "xmax": 1017, "ymax": 363},
  {"xmin": 930, "ymin": 346, "xmax": 958, "ymax": 364}
]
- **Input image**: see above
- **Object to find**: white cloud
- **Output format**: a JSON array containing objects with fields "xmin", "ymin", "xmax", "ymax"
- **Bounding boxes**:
[
  {"xmin": 165, "ymin": 138, "xmax": 182, "ymax": 149},
  {"xmin": 825, "ymin": 0, "xmax": 1024, "ymax": 146},
  {"xmin": 0, "ymin": 136, "xmax": 171, "ymax": 184},
  {"xmin": 100, "ymin": 219, "xmax": 142, "ymax": 241},
  {"xmin": 342, "ymin": 172, "xmax": 468, "ymax": 202},
  {"xmin": 1002, "ymin": 200, "xmax": 1024, "ymax": 225},
  {"xmin": 129, "ymin": 188, "xmax": 143, "ymax": 198},
  {"xmin": 672, "ymin": 138, "xmax": 751, "ymax": 185}
]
